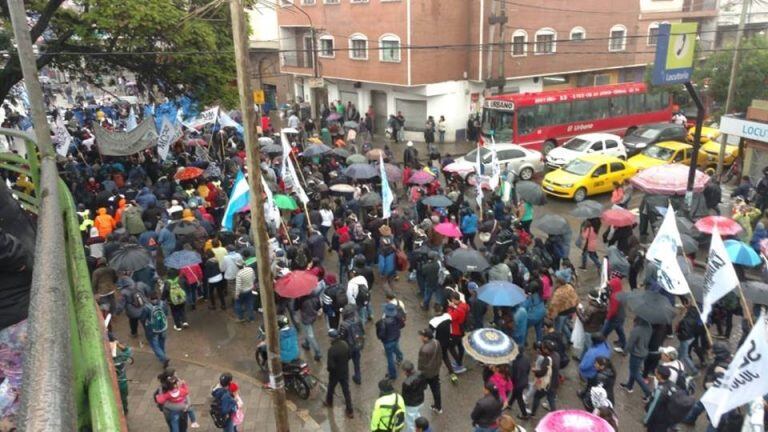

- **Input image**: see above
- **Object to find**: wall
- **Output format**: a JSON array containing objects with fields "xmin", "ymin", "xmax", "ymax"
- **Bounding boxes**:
[
  {"xmin": 247, "ymin": 3, "xmax": 280, "ymax": 49},
  {"xmin": 410, "ymin": 0, "xmax": 472, "ymax": 85},
  {"xmin": 640, "ymin": 0, "xmax": 684, "ymax": 13}
]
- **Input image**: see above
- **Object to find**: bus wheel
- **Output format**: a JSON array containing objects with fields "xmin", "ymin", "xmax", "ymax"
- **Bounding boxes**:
[
  {"xmin": 573, "ymin": 188, "xmax": 587, "ymax": 202},
  {"xmin": 542, "ymin": 140, "xmax": 557, "ymax": 155},
  {"xmin": 625, "ymin": 126, "xmax": 637, "ymax": 136}
]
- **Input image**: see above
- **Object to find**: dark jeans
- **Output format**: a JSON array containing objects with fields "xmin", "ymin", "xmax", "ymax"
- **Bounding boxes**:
[
  {"xmin": 207, "ymin": 280, "xmax": 227, "ymax": 308},
  {"xmin": 508, "ymin": 389, "xmax": 528, "ymax": 416},
  {"xmin": 601, "ymin": 318, "xmax": 627, "ymax": 349},
  {"xmin": 530, "ymin": 388, "xmax": 556, "ymax": 416},
  {"xmin": 234, "ymin": 291, "xmax": 256, "ymax": 321},
  {"xmin": 439, "ymin": 343, "xmax": 455, "ymax": 374},
  {"xmin": 383, "ymin": 340, "xmax": 403, "ymax": 379},
  {"xmin": 643, "ymin": 352, "xmax": 661, "ymax": 378},
  {"xmin": 624, "ymin": 354, "xmax": 651, "ymax": 397},
  {"xmin": 350, "ymin": 348, "xmax": 362, "ymax": 383},
  {"xmin": 326, "ymin": 374, "xmax": 353, "ymax": 413},
  {"xmin": 129, "ymin": 317, "xmax": 140, "ymax": 336},
  {"xmin": 448, "ymin": 335, "xmax": 465, "ymax": 366},
  {"xmin": 424, "ymin": 375, "xmax": 442, "ymax": 410},
  {"xmin": 461, "ymin": 233, "xmax": 476, "ymax": 248},
  {"xmin": 170, "ymin": 304, "xmax": 186, "ymax": 328}
]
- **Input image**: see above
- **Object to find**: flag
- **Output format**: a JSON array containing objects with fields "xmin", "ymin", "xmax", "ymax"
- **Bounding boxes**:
[
  {"xmin": 380, "ymin": 154, "xmax": 394, "ymax": 219},
  {"xmin": 475, "ymin": 143, "xmax": 484, "ymax": 208},
  {"xmin": 646, "ymin": 204, "xmax": 683, "ymax": 263},
  {"xmin": 701, "ymin": 312, "xmax": 768, "ymax": 427},
  {"xmin": 125, "ymin": 107, "xmax": 137, "ymax": 131},
  {"xmin": 489, "ymin": 137, "xmax": 501, "ymax": 190},
  {"xmin": 183, "ymin": 106, "xmax": 219, "ymax": 130},
  {"xmin": 701, "ymin": 227, "xmax": 739, "ymax": 323},
  {"xmin": 656, "ymin": 253, "xmax": 691, "ymax": 295},
  {"xmin": 285, "ymin": 156, "xmax": 309, "ymax": 204},
  {"xmin": 156, "ymin": 118, "xmax": 181, "ymax": 161},
  {"xmin": 222, "ymin": 171, "xmax": 250, "ymax": 231},
  {"xmin": 53, "ymin": 115, "xmax": 72, "ymax": 157},
  {"xmin": 218, "ymin": 110, "xmax": 244, "ymax": 135},
  {"xmin": 261, "ymin": 176, "xmax": 281, "ymax": 229},
  {"xmin": 280, "ymin": 130, "xmax": 292, "ymax": 179}
]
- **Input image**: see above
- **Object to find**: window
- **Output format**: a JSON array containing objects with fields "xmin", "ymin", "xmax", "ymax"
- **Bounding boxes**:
[
  {"xmin": 610, "ymin": 96, "xmax": 627, "ymax": 116},
  {"xmin": 351, "ymin": 0, "xmax": 369, "ymax": 3},
  {"xmin": 592, "ymin": 98, "xmax": 612, "ymax": 119},
  {"xmin": 605, "ymin": 140, "xmax": 619, "ymax": 150},
  {"xmin": 511, "ymin": 30, "xmax": 527, "ymax": 56},
  {"xmin": 349, "ymin": 33, "xmax": 368, "ymax": 60},
  {"xmin": 590, "ymin": 142, "xmax": 604, "ymax": 152},
  {"xmin": 609, "ymin": 25, "xmax": 627, "ymax": 52},
  {"xmin": 280, "ymin": 0, "xmax": 293, "ymax": 5},
  {"xmin": 301, "ymin": 0, "xmax": 316, "ymax": 4},
  {"xmin": 592, "ymin": 165, "xmax": 608, "ymax": 177},
  {"xmin": 673, "ymin": 150, "xmax": 685, "ymax": 162},
  {"xmin": 319, "ymin": 36, "xmax": 334, "ymax": 57},
  {"xmin": 534, "ymin": 28, "xmax": 556, "ymax": 54},
  {"xmin": 648, "ymin": 22, "xmax": 660, "ymax": 46},
  {"xmin": 379, "ymin": 34, "xmax": 401, "ymax": 62},
  {"xmin": 570, "ymin": 26, "xmax": 586, "ymax": 41},
  {"xmin": 497, "ymin": 149, "xmax": 525, "ymax": 160},
  {"xmin": 610, "ymin": 162, "xmax": 625, "ymax": 173},
  {"xmin": 550, "ymin": 102, "xmax": 571, "ymax": 125},
  {"xmin": 323, "ymin": 0, "xmax": 339, "ymax": 4},
  {"xmin": 395, "ymin": 99, "xmax": 426, "ymax": 131},
  {"xmin": 594, "ymin": 74, "xmax": 611, "ymax": 86},
  {"xmin": 628, "ymin": 94, "xmax": 646, "ymax": 114},
  {"xmin": 572, "ymin": 100, "xmax": 592, "ymax": 121}
]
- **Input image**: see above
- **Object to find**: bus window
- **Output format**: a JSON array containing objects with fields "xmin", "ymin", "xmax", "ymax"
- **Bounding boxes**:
[
  {"xmin": 482, "ymin": 109, "xmax": 515, "ymax": 142},
  {"xmin": 518, "ymin": 107, "xmax": 536, "ymax": 135},
  {"xmin": 535, "ymin": 104, "xmax": 551, "ymax": 127},
  {"xmin": 610, "ymin": 95, "xmax": 627, "ymax": 117},
  {"xmin": 572, "ymin": 100, "xmax": 591, "ymax": 121},
  {"xmin": 550, "ymin": 101, "xmax": 571, "ymax": 125},
  {"xmin": 592, "ymin": 98, "xmax": 612, "ymax": 119},
  {"xmin": 645, "ymin": 92, "xmax": 666, "ymax": 112},
  {"xmin": 628, "ymin": 94, "xmax": 645, "ymax": 114}
]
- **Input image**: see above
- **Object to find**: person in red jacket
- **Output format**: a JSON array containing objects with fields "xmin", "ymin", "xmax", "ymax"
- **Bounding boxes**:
[
  {"xmin": 447, "ymin": 290, "xmax": 469, "ymax": 373},
  {"xmin": 601, "ymin": 271, "xmax": 628, "ymax": 353}
]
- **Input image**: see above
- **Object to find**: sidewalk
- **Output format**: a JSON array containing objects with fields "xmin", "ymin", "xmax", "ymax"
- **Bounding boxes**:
[{"xmin": 125, "ymin": 350, "xmax": 321, "ymax": 432}]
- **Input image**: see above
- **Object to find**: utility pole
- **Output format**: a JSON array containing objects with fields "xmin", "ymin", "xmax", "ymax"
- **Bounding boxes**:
[
  {"xmin": 228, "ymin": 1, "xmax": 291, "ymax": 431},
  {"xmin": 486, "ymin": 0, "xmax": 508, "ymax": 92},
  {"xmin": 716, "ymin": 0, "xmax": 751, "ymax": 177}
]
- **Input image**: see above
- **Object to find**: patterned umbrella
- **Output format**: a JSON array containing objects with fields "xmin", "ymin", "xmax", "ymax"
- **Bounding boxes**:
[
  {"xmin": 630, "ymin": 164, "xmax": 709, "ymax": 195},
  {"xmin": 174, "ymin": 166, "xmax": 204, "ymax": 181},
  {"xmin": 462, "ymin": 328, "xmax": 518, "ymax": 365},
  {"xmin": 274, "ymin": 271, "xmax": 319, "ymax": 298},
  {"xmin": 536, "ymin": 410, "xmax": 614, "ymax": 432},
  {"xmin": 434, "ymin": 222, "xmax": 462, "ymax": 238},
  {"xmin": 165, "ymin": 249, "xmax": 202, "ymax": 269},
  {"xmin": 478, "ymin": 281, "xmax": 526, "ymax": 307},
  {"xmin": 694, "ymin": 215, "xmax": 743, "ymax": 236},
  {"xmin": 343, "ymin": 164, "xmax": 378, "ymax": 180},
  {"xmin": 376, "ymin": 163, "xmax": 403, "ymax": 181},
  {"xmin": 443, "ymin": 160, "xmax": 476, "ymax": 174},
  {"xmin": 407, "ymin": 170, "xmax": 436, "ymax": 185},
  {"xmin": 601, "ymin": 207, "xmax": 636, "ymax": 227}
]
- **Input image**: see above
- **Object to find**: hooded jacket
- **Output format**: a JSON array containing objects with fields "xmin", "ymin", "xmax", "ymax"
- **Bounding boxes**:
[
  {"xmin": 122, "ymin": 205, "xmax": 145, "ymax": 236},
  {"xmin": 135, "ymin": 187, "xmax": 157, "ymax": 210},
  {"xmin": 94, "ymin": 207, "xmax": 116, "ymax": 237}
]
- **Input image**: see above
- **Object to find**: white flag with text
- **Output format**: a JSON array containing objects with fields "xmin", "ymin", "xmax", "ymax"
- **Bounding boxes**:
[
  {"xmin": 646, "ymin": 204, "xmax": 683, "ymax": 263},
  {"xmin": 700, "ymin": 228, "xmax": 739, "ymax": 324}
]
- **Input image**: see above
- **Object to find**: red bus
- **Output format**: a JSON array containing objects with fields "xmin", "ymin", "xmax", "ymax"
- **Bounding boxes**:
[{"xmin": 481, "ymin": 82, "xmax": 672, "ymax": 154}]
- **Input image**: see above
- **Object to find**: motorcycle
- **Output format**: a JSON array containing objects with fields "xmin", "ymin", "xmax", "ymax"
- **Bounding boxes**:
[{"xmin": 255, "ymin": 326, "xmax": 312, "ymax": 400}]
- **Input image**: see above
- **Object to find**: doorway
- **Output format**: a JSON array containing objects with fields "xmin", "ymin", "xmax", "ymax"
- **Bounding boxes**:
[{"xmin": 371, "ymin": 90, "xmax": 388, "ymax": 134}]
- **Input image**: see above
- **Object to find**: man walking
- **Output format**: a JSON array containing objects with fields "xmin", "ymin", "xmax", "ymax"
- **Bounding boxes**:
[
  {"xmin": 371, "ymin": 379, "xmax": 405, "ymax": 432},
  {"xmin": 299, "ymin": 292, "xmax": 323, "ymax": 362},
  {"xmin": 401, "ymin": 360, "xmax": 427, "ymax": 432},
  {"xmin": 339, "ymin": 304, "xmax": 365, "ymax": 384},
  {"xmin": 324, "ymin": 329, "xmax": 354, "ymax": 418},
  {"xmin": 417, "ymin": 328, "xmax": 443, "ymax": 414},
  {"xmin": 376, "ymin": 303, "xmax": 405, "ymax": 380}
]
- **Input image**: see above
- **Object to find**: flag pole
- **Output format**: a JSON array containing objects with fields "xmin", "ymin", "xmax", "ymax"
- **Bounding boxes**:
[
  {"xmin": 688, "ymin": 293, "xmax": 714, "ymax": 347},
  {"xmin": 736, "ymin": 283, "xmax": 755, "ymax": 327}
]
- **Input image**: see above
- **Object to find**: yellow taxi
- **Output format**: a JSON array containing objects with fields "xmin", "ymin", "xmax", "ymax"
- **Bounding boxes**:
[
  {"xmin": 627, "ymin": 141, "xmax": 707, "ymax": 171},
  {"xmin": 541, "ymin": 154, "xmax": 638, "ymax": 202},
  {"xmin": 700, "ymin": 140, "xmax": 740, "ymax": 174},
  {"xmin": 687, "ymin": 126, "xmax": 721, "ymax": 143}
]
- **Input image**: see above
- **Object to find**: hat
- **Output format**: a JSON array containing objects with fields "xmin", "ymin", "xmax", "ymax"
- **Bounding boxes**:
[
  {"xmin": 407, "ymin": 141, "xmax": 414, "ymax": 147},
  {"xmin": 328, "ymin": 329, "xmax": 340, "ymax": 339},
  {"xmin": 182, "ymin": 209, "xmax": 195, "ymax": 222},
  {"xmin": 659, "ymin": 346, "xmax": 678, "ymax": 359},
  {"xmin": 418, "ymin": 328, "xmax": 434, "ymax": 339},
  {"xmin": 383, "ymin": 303, "xmax": 398, "ymax": 317},
  {"xmin": 554, "ymin": 268, "xmax": 573, "ymax": 283},
  {"xmin": 378, "ymin": 379, "xmax": 394, "ymax": 394},
  {"xmin": 379, "ymin": 225, "xmax": 392, "ymax": 237},
  {"xmin": 401, "ymin": 360, "xmax": 415, "ymax": 372}
]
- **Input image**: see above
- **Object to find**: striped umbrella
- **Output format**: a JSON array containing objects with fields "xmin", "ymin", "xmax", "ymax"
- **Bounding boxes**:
[{"xmin": 462, "ymin": 328, "xmax": 518, "ymax": 365}]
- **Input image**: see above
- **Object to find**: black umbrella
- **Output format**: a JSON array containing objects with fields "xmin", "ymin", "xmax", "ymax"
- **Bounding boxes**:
[
  {"xmin": 343, "ymin": 164, "xmax": 378, "ymax": 180},
  {"xmin": 261, "ymin": 143, "xmax": 283, "ymax": 155},
  {"xmin": 606, "ymin": 246, "xmax": 630, "ymax": 276},
  {"xmin": 570, "ymin": 200, "xmax": 603, "ymax": 218},
  {"xmin": 421, "ymin": 195, "xmax": 453, "ymax": 208},
  {"xmin": 686, "ymin": 273, "xmax": 768, "ymax": 306},
  {"xmin": 109, "ymin": 244, "xmax": 152, "ymax": 272},
  {"xmin": 533, "ymin": 214, "xmax": 570, "ymax": 236},
  {"xmin": 446, "ymin": 248, "xmax": 490, "ymax": 273},
  {"xmin": 677, "ymin": 217, "xmax": 694, "ymax": 235},
  {"xmin": 302, "ymin": 143, "xmax": 332, "ymax": 158},
  {"xmin": 359, "ymin": 191, "xmax": 382, "ymax": 207},
  {"xmin": 516, "ymin": 181, "xmax": 546, "ymax": 205},
  {"xmin": 618, "ymin": 290, "xmax": 677, "ymax": 324}
]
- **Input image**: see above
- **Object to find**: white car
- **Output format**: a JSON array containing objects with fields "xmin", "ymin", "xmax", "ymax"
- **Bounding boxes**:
[
  {"xmin": 455, "ymin": 144, "xmax": 543, "ymax": 181},
  {"xmin": 545, "ymin": 133, "xmax": 627, "ymax": 169}
]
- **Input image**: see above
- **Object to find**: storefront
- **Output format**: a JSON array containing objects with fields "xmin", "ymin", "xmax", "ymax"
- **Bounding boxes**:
[{"xmin": 720, "ymin": 110, "xmax": 768, "ymax": 181}]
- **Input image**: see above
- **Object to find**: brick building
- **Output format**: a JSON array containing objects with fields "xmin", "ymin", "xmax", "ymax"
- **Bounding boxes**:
[{"xmin": 271, "ymin": 0, "xmax": 717, "ymax": 142}]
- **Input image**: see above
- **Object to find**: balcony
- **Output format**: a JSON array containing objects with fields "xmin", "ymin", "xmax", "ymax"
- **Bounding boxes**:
[
  {"xmin": 279, "ymin": 26, "xmax": 314, "ymax": 72},
  {"xmin": 642, "ymin": 0, "xmax": 718, "ymax": 20},
  {"xmin": 281, "ymin": 52, "xmax": 314, "ymax": 69}
]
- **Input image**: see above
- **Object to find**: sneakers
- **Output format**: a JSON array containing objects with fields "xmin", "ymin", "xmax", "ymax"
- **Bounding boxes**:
[
  {"xmin": 190, "ymin": 422, "xmax": 200, "ymax": 429},
  {"xmin": 613, "ymin": 346, "xmax": 624, "ymax": 354},
  {"xmin": 619, "ymin": 383, "xmax": 633, "ymax": 393},
  {"xmin": 182, "ymin": 322, "xmax": 190, "ymax": 328},
  {"xmin": 453, "ymin": 365, "xmax": 468, "ymax": 374},
  {"xmin": 174, "ymin": 326, "xmax": 182, "ymax": 331},
  {"xmin": 449, "ymin": 373, "xmax": 458, "ymax": 384},
  {"xmin": 430, "ymin": 405, "xmax": 443, "ymax": 414},
  {"xmin": 642, "ymin": 395, "xmax": 652, "ymax": 403}
]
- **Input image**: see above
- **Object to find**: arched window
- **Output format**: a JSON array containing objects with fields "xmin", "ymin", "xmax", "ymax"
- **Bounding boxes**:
[
  {"xmin": 511, "ymin": 30, "xmax": 527, "ymax": 56},
  {"xmin": 609, "ymin": 24, "xmax": 627, "ymax": 52},
  {"xmin": 379, "ymin": 34, "xmax": 401, "ymax": 62},
  {"xmin": 570, "ymin": 26, "xmax": 586, "ymax": 42},
  {"xmin": 319, "ymin": 35, "xmax": 335, "ymax": 58},
  {"xmin": 349, "ymin": 33, "xmax": 368, "ymax": 60},
  {"xmin": 534, "ymin": 28, "xmax": 556, "ymax": 54}
]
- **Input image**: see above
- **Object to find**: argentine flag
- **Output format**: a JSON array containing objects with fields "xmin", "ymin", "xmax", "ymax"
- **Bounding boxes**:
[
  {"xmin": 380, "ymin": 154, "xmax": 393, "ymax": 219},
  {"xmin": 125, "ymin": 107, "xmax": 138, "ymax": 131},
  {"xmin": 222, "ymin": 171, "xmax": 250, "ymax": 231}
]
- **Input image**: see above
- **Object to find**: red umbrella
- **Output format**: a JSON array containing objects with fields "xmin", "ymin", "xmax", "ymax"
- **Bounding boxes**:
[
  {"xmin": 407, "ymin": 170, "xmax": 436, "ymax": 185},
  {"xmin": 274, "ymin": 271, "xmax": 319, "ymax": 298},
  {"xmin": 695, "ymin": 215, "xmax": 743, "ymax": 236},
  {"xmin": 174, "ymin": 166, "xmax": 204, "ymax": 181},
  {"xmin": 630, "ymin": 164, "xmax": 709, "ymax": 195},
  {"xmin": 434, "ymin": 222, "xmax": 462, "ymax": 238},
  {"xmin": 601, "ymin": 207, "xmax": 637, "ymax": 227}
]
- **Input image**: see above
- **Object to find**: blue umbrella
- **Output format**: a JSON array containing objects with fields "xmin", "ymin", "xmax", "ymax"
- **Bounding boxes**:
[
  {"xmin": 165, "ymin": 249, "xmax": 202, "ymax": 269},
  {"xmin": 724, "ymin": 239, "xmax": 762, "ymax": 267},
  {"xmin": 478, "ymin": 281, "xmax": 526, "ymax": 307}
]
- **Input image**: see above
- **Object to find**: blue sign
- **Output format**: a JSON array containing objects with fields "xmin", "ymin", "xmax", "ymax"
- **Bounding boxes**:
[{"xmin": 652, "ymin": 23, "xmax": 698, "ymax": 85}]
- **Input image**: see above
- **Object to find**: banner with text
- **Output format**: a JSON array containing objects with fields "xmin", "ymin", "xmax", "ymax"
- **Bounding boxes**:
[
  {"xmin": 94, "ymin": 116, "xmax": 158, "ymax": 156},
  {"xmin": 156, "ymin": 118, "xmax": 182, "ymax": 161},
  {"xmin": 701, "ymin": 228, "xmax": 739, "ymax": 324}
]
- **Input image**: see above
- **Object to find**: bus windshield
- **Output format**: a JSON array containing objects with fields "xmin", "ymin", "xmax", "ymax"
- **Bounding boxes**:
[{"xmin": 481, "ymin": 108, "xmax": 514, "ymax": 142}]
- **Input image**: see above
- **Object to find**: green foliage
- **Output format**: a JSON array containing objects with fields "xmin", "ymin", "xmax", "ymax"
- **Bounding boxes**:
[
  {"xmin": 1, "ymin": 0, "xmax": 240, "ymax": 107},
  {"xmin": 693, "ymin": 37, "xmax": 768, "ymax": 115}
]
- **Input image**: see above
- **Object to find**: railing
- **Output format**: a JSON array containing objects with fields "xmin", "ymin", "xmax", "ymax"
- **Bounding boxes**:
[{"xmin": 0, "ymin": 128, "xmax": 125, "ymax": 431}]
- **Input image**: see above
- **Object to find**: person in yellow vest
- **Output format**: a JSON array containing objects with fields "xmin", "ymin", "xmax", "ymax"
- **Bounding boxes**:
[
  {"xmin": 77, "ymin": 205, "xmax": 94, "ymax": 241},
  {"xmin": 370, "ymin": 379, "xmax": 405, "ymax": 432}
]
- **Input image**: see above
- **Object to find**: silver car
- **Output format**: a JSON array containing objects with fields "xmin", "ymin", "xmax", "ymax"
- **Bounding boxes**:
[{"xmin": 455, "ymin": 144, "xmax": 544, "ymax": 181}]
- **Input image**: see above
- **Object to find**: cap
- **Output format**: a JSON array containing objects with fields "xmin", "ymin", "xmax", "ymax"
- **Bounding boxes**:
[
  {"xmin": 659, "ymin": 346, "xmax": 678, "ymax": 359},
  {"xmin": 378, "ymin": 379, "xmax": 394, "ymax": 393}
]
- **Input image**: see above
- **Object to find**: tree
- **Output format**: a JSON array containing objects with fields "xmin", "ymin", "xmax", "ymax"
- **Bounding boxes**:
[
  {"xmin": 693, "ymin": 37, "xmax": 768, "ymax": 115},
  {"xmin": 0, "ymin": 0, "xmax": 241, "ymax": 107}
]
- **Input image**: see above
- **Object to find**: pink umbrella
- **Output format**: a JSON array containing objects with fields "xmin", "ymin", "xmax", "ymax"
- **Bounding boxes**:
[
  {"xmin": 443, "ymin": 160, "xmax": 476, "ymax": 174},
  {"xmin": 407, "ymin": 170, "xmax": 436, "ymax": 185},
  {"xmin": 536, "ymin": 410, "xmax": 614, "ymax": 432},
  {"xmin": 695, "ymin": 215, "xmax": 743, "ymax": 236},
  {"xmin": 274, "ymin": 271, "xmax": 319, "ymax": 298},
  {"xmin": 630, "ymin": 164, "xmax": 709, "ymax": 195},
  {"xmin": 467, "ymin": 175, "xmax": 493, "ymax": 190},
  {"xmin": 601, "ymin": 207, "xmax": 636, "ymax": 227},
  {"xmin": 434, "ymin": 222, "xmax": 462, "ymax": 238}
]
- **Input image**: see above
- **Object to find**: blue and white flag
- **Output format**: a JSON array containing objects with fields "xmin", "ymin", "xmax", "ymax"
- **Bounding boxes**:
[
  {"xmin": 380, "ymin": 154, "xmax": 394, "ymax": 219},
  {"xmin": 218, "ymin": 110, "xmax": 244, "ymax": 135},
  {"xmin": 125, "ymin": 107, "xmax": 137, "ymax": 131},
  {"xmin": 222, "ymin": 171, "xmax": 250, "ymax": 231}
]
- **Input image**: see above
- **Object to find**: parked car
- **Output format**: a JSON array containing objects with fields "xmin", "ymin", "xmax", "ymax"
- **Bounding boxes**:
[
  {"xmin": 627, "ymin": 141, "xmax": 708, "ymax": 171},
  {"xmin": 455, "ymin": 143, "xmax": 543, "ymax": 181},
  {"xmin": 700, "ymin": 139, "xmax": 740, "ymax": 175},
  {"xmin": 622, "ymin": 123, "xmax": 687, "ymax": 156},
  {"xmin": 541, "ymin": 154, "xmax": 638, "ymax": 202},
  {"xmin": 687, "ymin": 126, "xmax": 721, "ymax": 144},
  {"xmin": 545, "ymin": 133, "xmax": 627, "ymax": 170}
]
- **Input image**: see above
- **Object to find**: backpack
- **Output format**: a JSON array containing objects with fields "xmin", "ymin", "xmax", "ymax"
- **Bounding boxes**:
[
  {"xmin": 665, "ymin": 385, "xmax": 697, "ymax": 424},
  {"xmin": 668, "ymin": 364, "xmax": 696, "ymax": 395},
  {"xmin": 168, "ymin": 278, "xmax": 187, "ymax": 306},
  {"xmin": 375, "ymin": 319, "xmax": 387, "ymax": 341},
  {"xmin": 147, "ymin": 303, "xmax": 168, "ymax": 334},
  {"xmin": 355, "ymin": 283, "xmax": 370, "ymax": 306},
  {"xmin": 124, "ymin": 287, "xmax": 147, "ymax": 319},
  {"xmin": 210, "ymin": 395, "xmax": 231, "ymax": 428},
  {"xmin": 341, "ymin": 320, "xmax": 365, "ymax": 351}
]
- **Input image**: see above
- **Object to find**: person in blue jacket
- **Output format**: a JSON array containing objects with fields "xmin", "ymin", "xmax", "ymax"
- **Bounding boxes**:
[
  {"xmin": 211, "ymin": 373, "xmax": 239, "ymax": 432},
  {"xmin": 578, "ymin": 333, "xmax": 612, "ymax": 398},
  {"xmin": 460, "ymin": 208, "xmax": 478, "ymax": 248},
  {"xmin": 278, "ymin": 315, "xmax": 299, "ymax": 364}
]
